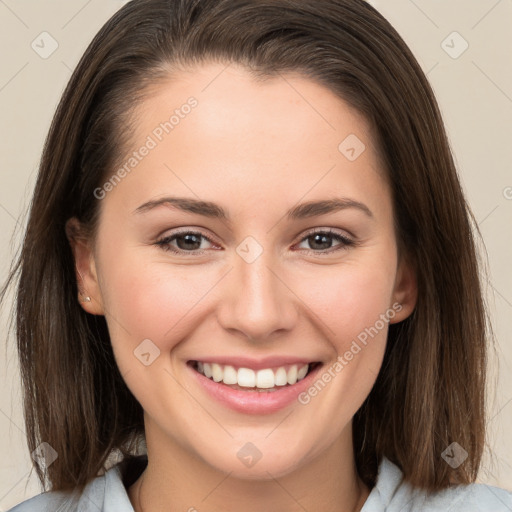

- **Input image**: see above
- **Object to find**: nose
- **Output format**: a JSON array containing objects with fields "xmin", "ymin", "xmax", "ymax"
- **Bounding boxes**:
[{"xmin": 216, "ymin": 248, "xmax": 298, "ymax": 342}]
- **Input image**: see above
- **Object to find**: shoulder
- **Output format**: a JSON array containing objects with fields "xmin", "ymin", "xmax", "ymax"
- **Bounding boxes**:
[
  {"xmin": 7, "ymin": 456, "xmax": 144, "ymax": 512},
  {"xmin": 435, "ymin": 481, "xmax": 512, "ymax": 510},
  {"xmin": 6, "ymin": 489, "xmax": 80, "ymax": 512},
  {"xmin": 363, "ymin": 456, "xmax": 512, "ymax": 511},
  {"xmin": 417, "ymin": 481, "xmax": 512, "ymax": 511}
]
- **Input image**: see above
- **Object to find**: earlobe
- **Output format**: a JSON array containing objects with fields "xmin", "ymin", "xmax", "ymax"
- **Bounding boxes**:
[
  {"xmin": 390, "ymin": 254, "xmax": 418, "ymax": 324},
  {"xmin": 65, "ymin": 217, "xmax": 104, "ymax": 315}
]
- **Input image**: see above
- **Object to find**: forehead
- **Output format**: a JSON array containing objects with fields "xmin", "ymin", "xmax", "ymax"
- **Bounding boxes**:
[
  {"xmin": 134, "ymin": 62, "xmax": 374, "ymax": 151},
  {"xmin": 105, "ymin": 62, "xmax": 389, "ymax": 220}
]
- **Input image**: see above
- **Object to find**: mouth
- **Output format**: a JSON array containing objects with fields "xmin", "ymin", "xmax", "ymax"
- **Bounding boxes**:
[{"xmin": 187, "ymin": 360, "xmax": 322, "ymax": 392}]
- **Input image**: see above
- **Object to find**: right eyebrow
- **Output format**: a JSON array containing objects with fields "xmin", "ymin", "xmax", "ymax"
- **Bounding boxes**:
[{"xmin": 132, "ymin": 196, "xmax": 374, "ymax": 225}]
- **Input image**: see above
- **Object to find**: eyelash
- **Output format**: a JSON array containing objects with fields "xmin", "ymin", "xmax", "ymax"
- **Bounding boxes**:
[{"xmin": 155, "ymin": 228, "xmax": 356, "ymax": 256}]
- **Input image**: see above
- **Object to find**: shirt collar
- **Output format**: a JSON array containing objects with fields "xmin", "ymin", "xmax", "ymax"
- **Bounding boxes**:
[{"xmin": 88, "ymin": 454, "xmax": 406, "ymax": 511}]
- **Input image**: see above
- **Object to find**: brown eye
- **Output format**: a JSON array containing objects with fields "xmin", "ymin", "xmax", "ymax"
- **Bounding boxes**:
[
  {"xmin": 155, "ymin": 230, "xmax": 215, "ymax": 255},
  {"xmin": 295, "ymin": 229, "xmax": 355, "ymax": 255}
]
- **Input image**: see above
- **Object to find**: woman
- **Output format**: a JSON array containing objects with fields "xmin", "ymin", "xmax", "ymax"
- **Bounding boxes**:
[{"xmin": 3, "ymin": 0, "xmax": 512, "ymax": 510}]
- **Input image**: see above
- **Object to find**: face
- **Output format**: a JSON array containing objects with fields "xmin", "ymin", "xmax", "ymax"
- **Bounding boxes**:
[{"xmin": 69, "ymin": 62, "xmax": 416, "ymax": 480}]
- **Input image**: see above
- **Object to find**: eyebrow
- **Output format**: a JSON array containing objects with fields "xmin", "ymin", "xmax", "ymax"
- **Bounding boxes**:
[{"xmin": 133, "ymin": 196, "xmax": 374, "ymax": 223}]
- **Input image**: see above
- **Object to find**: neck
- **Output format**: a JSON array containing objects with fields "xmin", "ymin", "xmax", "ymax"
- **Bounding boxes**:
[{"xmin": 129, "ymin": 419, "xmax": 370, "ymax": 512}]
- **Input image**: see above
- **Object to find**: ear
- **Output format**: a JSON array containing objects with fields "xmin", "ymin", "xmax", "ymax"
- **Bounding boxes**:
[
  {"xmin": 65, "ymin": 217, "xmax": 104, "ymax": 315},
  {"xmin": 389, "ymin": 252, "xmax": 417, "ymax": 324}
]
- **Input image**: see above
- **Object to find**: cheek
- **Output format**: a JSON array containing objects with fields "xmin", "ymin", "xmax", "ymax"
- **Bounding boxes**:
[
  {"xmin": 284, "ymin": 260, "xmax": 396, "ymax": 451},
  {"xmin": 97, "ymin": 247, "xmax": 210, "ymax": 365},
  {"xmin": 124, "ymin": 269, "xmax": 198, "ymax": 333},
  {"xmin": 291, "ymin": 251, "xmax": 397, "ymax": 406},
  {"xmin": 297, "ymin": 259, "xmax": 396, "ymax": 343}
]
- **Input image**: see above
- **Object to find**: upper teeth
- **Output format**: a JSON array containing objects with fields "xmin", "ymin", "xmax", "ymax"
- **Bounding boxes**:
[{"xmin": 197, "ymin": 362, "xmax": 309, "ymax": 388}]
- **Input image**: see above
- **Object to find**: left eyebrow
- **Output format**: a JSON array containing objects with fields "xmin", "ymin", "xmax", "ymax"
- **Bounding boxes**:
[
  {"xmin": 132, "ymin": 196, "xmax": 374, "ymax": 223},
  {"xmin": 133, "ymin": 196, "xmax": 231, "ymax": 221},
  {"xmin": 286, "ymin": 198, "xmax": 373, "ymax": 220}
]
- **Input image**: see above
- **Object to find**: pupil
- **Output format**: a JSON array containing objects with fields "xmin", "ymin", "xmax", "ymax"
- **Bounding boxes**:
[
  {"xmin": 177, "ymin": 234, "xmax": 201, "ymax": 250},
  {"xmin": 310, "ymin": 234, "xmax": 331, "ymax": 250},
  {"xmin": 175, "ymin": 233, "xmax": 333, "ymax": 251}
]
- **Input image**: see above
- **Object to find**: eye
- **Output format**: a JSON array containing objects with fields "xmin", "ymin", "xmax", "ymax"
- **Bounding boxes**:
[
  {"xmin": 155, "ymin": 227, "xmax": 356, "ymax": 256},
  {"xmin": 294, "ymin": 228, "xmax": 355, "ymax": 255},
  {"xmin": 155, "ymin": 230, "xmax": 217, "ymax": 255}
]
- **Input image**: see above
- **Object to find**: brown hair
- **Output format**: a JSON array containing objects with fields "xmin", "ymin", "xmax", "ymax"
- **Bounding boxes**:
[{"xmin": 1, "ymin": 0, "xmax": 490, "ymax": 496}]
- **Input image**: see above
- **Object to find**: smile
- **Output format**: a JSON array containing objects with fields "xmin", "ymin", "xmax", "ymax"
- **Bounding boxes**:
[{"xmin": 189, "ymin": 360, "xmax": 321, "ymax": 391}]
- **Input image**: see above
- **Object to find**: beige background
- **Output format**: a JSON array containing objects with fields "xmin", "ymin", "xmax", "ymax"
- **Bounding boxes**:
[{"xmin": 1, "ymin": 0, "xmax": 511, "ymax": 509}]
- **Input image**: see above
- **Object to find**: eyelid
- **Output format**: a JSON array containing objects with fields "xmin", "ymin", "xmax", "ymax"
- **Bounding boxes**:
[
  {"xmin": 155, "ymin": 226, "xmax": 357, "ymax": 256},
  {"xmin": 156, "ymin": 228, "xmax": 219, "ymax": 252},
  {"xmin": 292, "ymin": 227, "xmax": 356, "ymax": 255},
  {"xmin": 298, "ymin": 226, "xmax": 354, "ymax": 242}
]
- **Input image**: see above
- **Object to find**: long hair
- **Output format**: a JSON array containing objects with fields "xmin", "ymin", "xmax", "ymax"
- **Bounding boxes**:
[{"xmin": 1, "ymin": 0, "xmax": 489, "ymax": 494}]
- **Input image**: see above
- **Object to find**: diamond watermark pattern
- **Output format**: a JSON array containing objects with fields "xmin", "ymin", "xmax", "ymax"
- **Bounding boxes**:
[
  {"xmin": 31, "ymin": 442, "xmax": 58, "ymax": 470},
  {"xmin": 237, "ymin": 442, "xmax": 263, "ymax": 468},
  {"xmin": 441, "ymin": 32, "xmax": 469, "ymax": 59},
  {"xmin": 31, "ymin": 32, "xmax": 59, "ymax": 59},
  {"xmin": 134, "ymin": 338, "xmax": 161, "ymax": 366},
  {"xmin": 338, "ymin": 134, "xmax": 366, "ymax": 161},
  {"xmin": 236, "ymin": 236, "xmax": 263, "ymax": 264},
  {"xmin": 441, "ymin": 442, "xmax": 468, "ymax": 468}
]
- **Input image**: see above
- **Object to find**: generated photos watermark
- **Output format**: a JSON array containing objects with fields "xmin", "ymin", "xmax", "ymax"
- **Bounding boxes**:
[
  {"xmin": 297, "ymin": 302, "xmax": 402, "ymax": 405},
  {"xmin": 93, "ymin": 97, "xmax": 198, "ymax": 200}
]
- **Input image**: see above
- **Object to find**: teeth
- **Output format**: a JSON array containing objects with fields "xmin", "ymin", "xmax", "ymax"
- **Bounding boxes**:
[
  {"xmin": 256, "ymin": 369, "xmax": 274, "ymax": 389},
  {"xmin": 211, "ymin": 363, "xmax": 223, "ymax": 382},
  {"xmin": 297, "ymin": 364, "xmax": 308, "ymax": 380},
  {"xmin": 275, "ymin": 367, "xmax": 288, "ymax": 386},
  {"xmin": 203, "ymin": 362, "xmax": 212, "ymax": 378},
  {"xmin": 287, "ymin": 365, "xmax": 297, "ymax": 385},
  {"xmin": 238, "ymin": 368, "xmax": 256, "ymax": 387},
  {"xmin": 195, "ymin": 362, "xmax": 311, "ymax": 389},
  {"xmin": 223, "ymin": 365, "xmax": 238, "ymax": 385}
]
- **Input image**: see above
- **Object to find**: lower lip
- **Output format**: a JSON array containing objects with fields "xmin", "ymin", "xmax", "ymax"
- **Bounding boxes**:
[{"xmin": 187, "ymin": 362, "xmax": 323, "ymax": 415}]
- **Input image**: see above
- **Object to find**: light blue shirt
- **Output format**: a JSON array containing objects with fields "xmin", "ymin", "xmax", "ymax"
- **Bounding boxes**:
[{"xmin": 8, "ymin": 455, "xmax": 512, "ymax": 511}]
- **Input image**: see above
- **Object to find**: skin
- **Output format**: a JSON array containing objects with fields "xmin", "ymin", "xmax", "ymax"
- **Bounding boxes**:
[{"xmin": 67, "ymin": 62, "xmax": 417, "ymax": 512}]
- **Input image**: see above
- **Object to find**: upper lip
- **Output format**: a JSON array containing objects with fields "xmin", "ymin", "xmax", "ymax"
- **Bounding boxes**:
[{"xmin": 189, "ymin": 356, "xmax": 320, "ymax": 371}]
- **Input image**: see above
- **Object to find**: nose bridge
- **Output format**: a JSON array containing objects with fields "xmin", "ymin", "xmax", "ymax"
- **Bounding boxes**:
[{"xmin": 217, "ymin": 237, "xmax": 297, "ymax": 340}]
